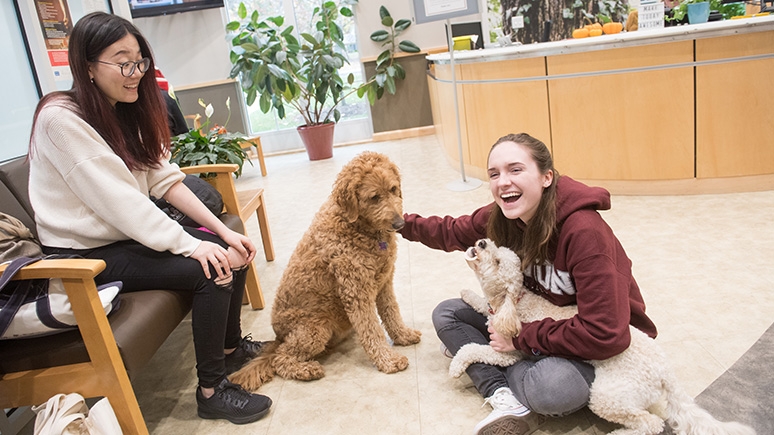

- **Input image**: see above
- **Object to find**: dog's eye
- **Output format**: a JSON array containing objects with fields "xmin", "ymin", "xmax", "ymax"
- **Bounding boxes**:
[{"xmin": 370, "ymin": 194, "xmax": 381, "ymax": 202}]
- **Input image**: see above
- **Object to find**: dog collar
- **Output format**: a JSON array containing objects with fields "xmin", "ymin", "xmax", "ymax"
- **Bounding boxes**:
[{"xmin": 378, "ymin": 241, "xmax": 388, "ymax": 250}]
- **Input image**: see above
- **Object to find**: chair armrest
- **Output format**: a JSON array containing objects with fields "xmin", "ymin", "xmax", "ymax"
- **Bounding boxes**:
[
  {"xmin": 180, "ymin": 164, "xmax": 241, "ymax": 217},
  {"xmin": 0, "ymin": 258, "xmax": 105, "ymax": 280},
  {"xmin": 180, "ymin": 164, "xmax": 239, "ymax": 175}
]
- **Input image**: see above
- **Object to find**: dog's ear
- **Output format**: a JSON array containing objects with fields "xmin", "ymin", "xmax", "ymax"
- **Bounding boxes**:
[
  {"xmin": 491, "ymin": 294, "xmax": 522, "ymax": 338},
  {"xmin": 332, "ymin": 168, "xmax": 361, "ymax": 223}
]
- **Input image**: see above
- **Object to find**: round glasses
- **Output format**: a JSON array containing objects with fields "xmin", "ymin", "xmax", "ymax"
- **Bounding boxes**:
[{"xmin": 94, "ymin": 57, "xmax": 151, "ymax": 77}]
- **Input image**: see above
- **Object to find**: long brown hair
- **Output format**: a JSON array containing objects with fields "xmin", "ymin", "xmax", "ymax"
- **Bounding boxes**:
[
  {"xmin": 29, "ymin": 12, "xmax": 168, "ymax": 170},
  {"xmin": 486, "ymin": 133, "xmax": 560, "ymax": 269}
]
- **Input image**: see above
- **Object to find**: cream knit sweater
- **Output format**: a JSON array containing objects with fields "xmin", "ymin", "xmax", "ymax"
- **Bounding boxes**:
[{"xmin": 29, "ymin": 102, "xmax": 201, "ymax": 256}]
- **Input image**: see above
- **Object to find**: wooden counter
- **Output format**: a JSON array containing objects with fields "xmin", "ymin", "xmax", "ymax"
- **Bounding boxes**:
[{"xmin": 426, "ymin": 16, "xmax": 774, "ymax": 194}]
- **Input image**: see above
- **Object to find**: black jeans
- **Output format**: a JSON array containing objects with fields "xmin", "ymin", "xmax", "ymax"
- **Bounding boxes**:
[{"xmin": 43, "ymin": 227, "xmax": 246, "ymax": 388}]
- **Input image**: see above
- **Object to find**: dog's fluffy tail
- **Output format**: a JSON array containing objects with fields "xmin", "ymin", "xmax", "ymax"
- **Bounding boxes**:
[
  {"xmin": 663, "ymin": 374, "xmax": 756, "ymax": 435},
  {"xmin": 228, "ymin": 340, "xmax": 279, "ymax": 392},
  {"xmin": 448, "ymin": 343, "xmax": 520, "ymax": 378}
]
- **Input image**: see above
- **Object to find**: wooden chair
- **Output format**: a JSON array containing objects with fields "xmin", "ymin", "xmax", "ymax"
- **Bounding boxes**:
[
  {"xmin": 180, "ymin": 164, "xmax": 274, "ymax": 309},
  {"xmin": 0, "ymin": 259, "xmax": 149, "ymax": 434},
  {"xmin": 240, "ymin": 135, "xmax": 268, "ymax": 177}
]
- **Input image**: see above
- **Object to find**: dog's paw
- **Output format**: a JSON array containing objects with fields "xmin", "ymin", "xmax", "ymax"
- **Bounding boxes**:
[
  {"xmin": 460, "ymin": 289, "xmax": 489, "ymax": 315},
  {"xmin": 392, "ymin": 328, "xmax": 421, "ymax": 346},
  {"xmin": 374, "ymin": 352, "xmax": 409, "ymax": 373}
]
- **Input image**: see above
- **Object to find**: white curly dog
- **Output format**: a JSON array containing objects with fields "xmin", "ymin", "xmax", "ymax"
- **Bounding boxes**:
[{"xmin": 450, "ymin": 238, "xmax": 755, "ymax": 435}]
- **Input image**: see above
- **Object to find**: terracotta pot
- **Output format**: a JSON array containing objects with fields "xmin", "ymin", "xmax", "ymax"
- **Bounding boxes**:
[{"xmin": 297, "ymin": 122, "xmax": 335, "ymax": 161}]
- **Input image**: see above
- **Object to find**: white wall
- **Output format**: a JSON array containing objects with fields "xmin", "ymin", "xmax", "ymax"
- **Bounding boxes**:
[{"xmin": 133, "ymin": 7, "xmax": 233, "ymax": 88}]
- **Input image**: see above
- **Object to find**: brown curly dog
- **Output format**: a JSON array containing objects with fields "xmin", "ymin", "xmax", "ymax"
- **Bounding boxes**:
[{"xmin": 230, "ymin": 152, "xmax": 421, "ymax": 391}]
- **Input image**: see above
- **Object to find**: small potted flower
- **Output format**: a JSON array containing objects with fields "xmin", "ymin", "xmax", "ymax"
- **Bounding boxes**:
[{"xmin": 169, "ymin": 97, "xmax": 252, "ymax": 177}]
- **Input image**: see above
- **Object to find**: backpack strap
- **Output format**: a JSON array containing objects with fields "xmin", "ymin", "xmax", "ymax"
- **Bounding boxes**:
[{"xmin": 0, "ymin": 256, "xmax": 43, "ymax": 336}]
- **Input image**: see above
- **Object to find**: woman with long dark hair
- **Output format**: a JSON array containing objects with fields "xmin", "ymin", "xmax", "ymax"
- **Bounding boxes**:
[
  {"xmin": 28, "ymin": 12, "xmax": 271, "ymax": 425},
  {"xmin": 401, "ymin": 133, "xmax": 657, "ymax": 435}
]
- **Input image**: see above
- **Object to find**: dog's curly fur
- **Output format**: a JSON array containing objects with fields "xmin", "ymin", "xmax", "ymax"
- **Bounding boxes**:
[
  {"xmin": 451, "ymin": 239, "xmax": 755, "ymax": 435},
  {"xmin": 230, "ymin": 152, "xmax": 421, "ymax": 391}
]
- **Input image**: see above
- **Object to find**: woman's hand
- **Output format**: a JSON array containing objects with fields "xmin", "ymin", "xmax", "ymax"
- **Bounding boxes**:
[
  {"xmin": 488, "ymin": 325, "xmax": 517, "ymax": 352},
  {"xmin": 219, "ymin": 230, "xmax": 256, "ymax": 265},
  {"xmin": 190, "ymin": 240, "xmax": 231, "ymax": 280}
]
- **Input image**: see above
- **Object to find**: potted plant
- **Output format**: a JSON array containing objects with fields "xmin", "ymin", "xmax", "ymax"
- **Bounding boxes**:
[
  {"xmin": 169, "ymin": 96, "xmax": 252, "ymax": 177},
  {"xmin": 668, "ymin": 0, "xmax": 745, "ymax": 24},
  {"xmin": 226, "ymin": 2, "xmax": 419, "ymax": 160}
]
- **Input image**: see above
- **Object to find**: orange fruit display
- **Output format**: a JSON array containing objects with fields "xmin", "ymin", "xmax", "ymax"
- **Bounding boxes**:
[
  {"xmin": 572, "ymin": 28, "xmax": 590, "ymax": 38},
  {"xmin": 603, "ymin": 22, "xmax": 623, "ymax": 34}
]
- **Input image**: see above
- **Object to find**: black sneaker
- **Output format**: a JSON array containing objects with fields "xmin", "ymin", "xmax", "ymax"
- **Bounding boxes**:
[
  {"xmin": 196, "ymin": 379, "xmax": 272, "ymax": 424},
  {"xmin": 225, "ymin": 335, "xmax": 266, "ymax": 375}
]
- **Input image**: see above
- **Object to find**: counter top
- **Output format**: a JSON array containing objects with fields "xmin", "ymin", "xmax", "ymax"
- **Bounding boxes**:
[{"xmin": 427, "ymin": 15, "xmax": 774, "ymax": 64}]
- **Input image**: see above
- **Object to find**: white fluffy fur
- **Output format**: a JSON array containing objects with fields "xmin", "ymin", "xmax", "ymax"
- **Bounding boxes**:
[{"xmin": 450, "ymin": 239, "xmax": 756, "ymax": 435}]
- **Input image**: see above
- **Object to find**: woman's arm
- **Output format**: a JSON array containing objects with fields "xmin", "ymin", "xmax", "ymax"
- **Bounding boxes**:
[
  {"xmin": 163, "ymin": 181, "xmax": 256, "ymax": 266},
  {"xmin": 400, "ymin": 203, "xmax": 493, "ymax": 252}
]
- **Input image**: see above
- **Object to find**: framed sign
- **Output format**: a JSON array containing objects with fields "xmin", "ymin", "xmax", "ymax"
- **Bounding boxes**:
[{"xmin": 411, "ymin": 0, "xmax": 479, "ymax": 25}]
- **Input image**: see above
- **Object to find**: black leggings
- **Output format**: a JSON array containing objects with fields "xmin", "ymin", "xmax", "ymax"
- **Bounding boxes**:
[{"xmin": 43, "ymin": 227, "xmax": 246, "ymax": 388}]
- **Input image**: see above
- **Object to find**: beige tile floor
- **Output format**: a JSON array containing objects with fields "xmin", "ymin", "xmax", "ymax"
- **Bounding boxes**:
[{"xmin": 131, "ymin": 135, "xmax": 774, "ymax": 434}]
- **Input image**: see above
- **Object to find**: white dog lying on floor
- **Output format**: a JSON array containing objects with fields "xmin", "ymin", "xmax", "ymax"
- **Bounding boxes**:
[{"xmin": 450, "ymin": 238, "xmax": 755, "ymax": 435}]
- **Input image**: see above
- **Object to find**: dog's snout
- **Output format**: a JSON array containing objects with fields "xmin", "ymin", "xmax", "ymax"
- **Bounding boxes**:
[
  {"xmin": 477, "ymin": 240, "xmax": 487, "ymax": 249},
  {"xmin": 392, "ymin": 215, "xmax": 405, "ymax": 231}
]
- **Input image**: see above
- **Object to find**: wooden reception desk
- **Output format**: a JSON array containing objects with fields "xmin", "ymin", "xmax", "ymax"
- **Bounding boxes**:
[{"xmin": 426, "ymin": 16, "xmax": 774, "ymax": 194}]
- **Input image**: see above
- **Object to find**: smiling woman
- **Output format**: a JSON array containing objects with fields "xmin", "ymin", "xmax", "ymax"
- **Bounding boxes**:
[
  {"xmin": 89, "ymin": 38, "xmax": 150, "ymax": 106},
  {"xmin": 26, "ymin": 11, "xmax": 273, "ymax": 425}
]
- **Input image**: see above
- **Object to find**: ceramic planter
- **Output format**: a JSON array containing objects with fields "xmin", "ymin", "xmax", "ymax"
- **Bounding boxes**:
[
  {"xmin": 297, "ymin": 123, "xmax": 335, "ymax": 161},
  {"xmin": 687, "ymin": 2, "xmax": 710, "ymax": 24}
]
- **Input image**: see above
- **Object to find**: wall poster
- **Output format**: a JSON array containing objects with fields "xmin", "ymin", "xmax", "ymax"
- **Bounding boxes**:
[{"xmin": 34, "ymin": 0, "xmax": 74, "ymax": 83}]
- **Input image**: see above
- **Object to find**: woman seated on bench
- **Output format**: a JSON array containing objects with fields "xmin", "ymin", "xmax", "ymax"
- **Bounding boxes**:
[{"xmin": 27, "ymin": 12, "xmax": 271, "ymax": 425}]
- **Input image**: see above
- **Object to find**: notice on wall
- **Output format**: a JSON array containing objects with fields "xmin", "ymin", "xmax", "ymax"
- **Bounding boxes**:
[
  {"xmin": 34, "ymin": 0, "xmax": 73, "ymax": 83},
  {"xmin": 424, "ymin": 0, "xmax": 467, "ymax": 17}
]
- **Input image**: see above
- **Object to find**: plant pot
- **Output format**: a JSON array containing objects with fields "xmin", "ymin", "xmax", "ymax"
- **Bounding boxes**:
[
  {"xmin": 687, "ymin": 2, "xmax": 710, "ymax": 24},
  {"xmin": 297, "ymin": 122, "xmax": 335, "ymax": 161}
]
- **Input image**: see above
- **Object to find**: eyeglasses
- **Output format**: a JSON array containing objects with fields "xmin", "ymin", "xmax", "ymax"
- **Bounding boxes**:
[{"xmin": 94, "ymin": 57, "xmax": 151, "ymax": 77}]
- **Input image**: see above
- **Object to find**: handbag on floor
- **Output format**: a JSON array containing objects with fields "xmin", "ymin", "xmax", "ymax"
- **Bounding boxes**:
[
  {"xmin": 32, "ymin": 393, "xmax": 123, "ymax": 435},
  {"xmin": 0, "ymin": 256, "xmax": 122, "ymax": 339}
]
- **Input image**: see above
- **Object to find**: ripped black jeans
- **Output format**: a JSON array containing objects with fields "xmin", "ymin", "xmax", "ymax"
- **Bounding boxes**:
[{"xmin": 43, "ymin": 227, "xmax": 247, "ymax": 388}]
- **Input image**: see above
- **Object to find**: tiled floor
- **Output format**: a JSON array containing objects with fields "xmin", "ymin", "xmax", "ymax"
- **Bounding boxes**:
[{"xmin": 129, "ymin": 135, "xmax": 773, "ymax": 434}]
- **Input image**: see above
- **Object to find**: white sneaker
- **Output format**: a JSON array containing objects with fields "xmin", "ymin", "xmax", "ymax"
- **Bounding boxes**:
[{"xmin": 474, "ymin": 387, "xmax": 533, "ymax": 435}]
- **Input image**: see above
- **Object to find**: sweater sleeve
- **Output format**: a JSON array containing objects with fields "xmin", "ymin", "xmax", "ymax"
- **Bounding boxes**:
[
  {"xmin": 399, "ymin": 203, "xmax": 493, "ymax": 252},
  {"xmin": 513, "ymin": 213, "xmax": 633, "ymax": 360},
  {"xmin": 32, "ymin": 105, "xmax": 201, "ymax": 256}
]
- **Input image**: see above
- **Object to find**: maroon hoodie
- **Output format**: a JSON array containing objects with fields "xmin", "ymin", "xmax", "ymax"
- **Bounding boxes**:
[{"xmin": 400, "ymin": 176, "xmax": 657, "ymax": 361}]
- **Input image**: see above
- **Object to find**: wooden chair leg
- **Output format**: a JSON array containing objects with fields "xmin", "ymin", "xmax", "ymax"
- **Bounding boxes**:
[
  {"xmin": 253, "ymin": 137, "xmax": 267, "ymax": 177},
  {"xmin": 255, "ymin": 200, "xmax": 275, "ymax": 262},
  {"xmin": 242, "ymin": 261, "xmax": 265, "ymax": 310}
]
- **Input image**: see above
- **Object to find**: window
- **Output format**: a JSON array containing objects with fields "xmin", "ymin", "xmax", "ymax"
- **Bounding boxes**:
[{"xmin": 223, "ymin": 0, "xmax": 369, "ymax": 135}]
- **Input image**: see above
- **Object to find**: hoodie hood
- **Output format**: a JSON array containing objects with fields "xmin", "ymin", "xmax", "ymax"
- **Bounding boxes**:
[{"xmin": 554, "ymin": 176, "xmax": 611, "ymax": 225}]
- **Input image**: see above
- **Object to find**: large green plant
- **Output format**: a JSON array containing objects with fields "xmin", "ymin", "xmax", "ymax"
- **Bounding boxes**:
[{"xmin": 226, "ymin": 2, "xmax": 419, "ymax": 127}]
